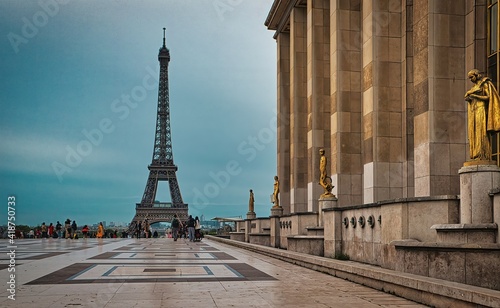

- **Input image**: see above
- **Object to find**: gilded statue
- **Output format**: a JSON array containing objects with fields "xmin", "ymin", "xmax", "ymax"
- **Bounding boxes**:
[
  {"xmin": 319, "ymin": 149, "xmax": 334, "ymax": 198},
  {"xmin": 248, "ymin": 189, "xmax": 255, "ymax": 213},
  {"xmin": 465, "ymin": 69, "xmax": 500, "ymax": 161},
  {"xmin": 272, "ymin": 176, "xmax": 280, "ymax": 207}
]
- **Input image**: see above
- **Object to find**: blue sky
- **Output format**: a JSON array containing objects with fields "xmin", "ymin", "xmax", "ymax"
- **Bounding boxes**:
[{"xmin": 0, "ymin": 0, "xmax": 277, "ymax": 227}]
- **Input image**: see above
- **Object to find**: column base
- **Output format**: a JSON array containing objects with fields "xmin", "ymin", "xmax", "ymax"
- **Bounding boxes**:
[{"xmin": 459, "ymin": 163, "xmax": 500, "ymax": 224}]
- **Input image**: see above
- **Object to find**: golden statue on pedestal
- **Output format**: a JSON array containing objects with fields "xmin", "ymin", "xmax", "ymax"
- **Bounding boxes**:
[
  {"xmin": 465, "ymin": 69, "xmax": 500, "ymax": 163},
  {"xmin": 272, "ymin": 176, "xmax": 280, "ymax": 207},
  {"xmin": 248, "ymin": 189, "xmax": 255, "ymax": 213},
  {"xmin": 319, "ymin": 148, "xmax": 334, "ymax": 198}
]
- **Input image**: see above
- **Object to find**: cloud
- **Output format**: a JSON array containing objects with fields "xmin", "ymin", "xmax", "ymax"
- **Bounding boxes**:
[{"xmin": 0, "ymin": 132, "xmax": 128, "ymax": 178}]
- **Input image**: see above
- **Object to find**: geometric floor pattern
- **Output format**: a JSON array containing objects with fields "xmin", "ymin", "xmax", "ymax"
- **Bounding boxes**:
[
  {"xmin": 29, "ymin": 262, "xmax": 272, "ymax": 284},
  {"xmin": 25, "ymin": 240, "xmax": 274, "ymax": 284},
  {"xmin": 0, "ymin": 237, "xmax": 428, "ymax": 307}
]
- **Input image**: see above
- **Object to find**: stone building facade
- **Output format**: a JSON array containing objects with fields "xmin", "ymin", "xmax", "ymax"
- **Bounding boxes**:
[
  {"xmin": 228, "ymin": 0, "xmax": 500, "ymax": 301},
  {"xmin": 265, "ymin": 0, "xmax": 488, "ymax": 214}
]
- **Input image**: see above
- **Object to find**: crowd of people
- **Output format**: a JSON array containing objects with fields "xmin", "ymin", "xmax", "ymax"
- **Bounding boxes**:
[
  {"xmin": 33, "ymin": 219, "xmax": 83, "ymax": 239},
  {"xmin": 169, "ymin": 215, "xmax": 202, "ymax": 241},
  {"xmin": 19, "ymin": 219, "xmax": 126, "ymax": 239},
  {"xmin": 129, "ymin": 215, "xmax": 203, "ymax": 241},
  {"xmin": 10, "ymin": 215, "xmax": 204, "ymax": 240}
]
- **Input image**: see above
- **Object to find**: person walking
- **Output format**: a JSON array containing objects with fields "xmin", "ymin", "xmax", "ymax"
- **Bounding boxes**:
[
  {"xmin": 96, "ymin": 222, "xmax": 104, "ymax": 238},
  {"xmin": 144, "ymin": 219, "xmax": 150, "ymax": 238},
  {"xmin": 187, "ymin": 215, "xmax": 195, "ymax": 242},
  {"xmin": 136, "ymin": 221, "xmax": 142, "ymax": 239},
  {"xmin": 48, "ymin": 223, "xmax": 54, "ymax": 238},
  {"xmin": 71, "ymin": 220, "xmax": 78, "ymax": 239},
  {"xmin": 194, "ymin": 216, "xmax": 202, "ymax": 242},
  {"xmin": 171, "ymin": 214, "xmax": 182, "ymax": 241},
  {"xmin": 82, "ymin": 225, "xmax": 89, "ymax": 238},
  {"xmin": 41, "ymin": 222, "xmax": 48, "ymax": 238},
  {"xmin": 55, "ymin": 221, "xmax": 62, "ymax": 239},
  {"xmin": 64, "ymin": 219, "xmax": 71, "ymax": 239}
]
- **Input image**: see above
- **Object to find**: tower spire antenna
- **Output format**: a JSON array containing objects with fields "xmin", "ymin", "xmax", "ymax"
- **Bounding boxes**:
[{"xmin": 162, "ymin": 27, "xmax": 166, "ymax": 47}]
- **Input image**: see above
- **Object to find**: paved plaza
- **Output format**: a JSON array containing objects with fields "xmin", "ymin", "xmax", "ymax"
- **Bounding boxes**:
[{"xmin": 0, "ymin": 237, "xmax": 427, "ymax": 307}]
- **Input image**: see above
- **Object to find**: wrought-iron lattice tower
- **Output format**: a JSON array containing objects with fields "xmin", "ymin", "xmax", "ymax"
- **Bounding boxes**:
[{"xmin": 131, "ymin": 29, "xmax": 188, "ymax": 226}]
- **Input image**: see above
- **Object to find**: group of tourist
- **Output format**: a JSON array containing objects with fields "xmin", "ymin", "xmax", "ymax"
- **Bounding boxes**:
[
  {"xmin": 23, "ymin": 220, "xmax": 113, "ymax": 239},
  {"xmin": 25, "ymin": 216, "xmax": 204, "ymax": 240},
  {"xmin": 37, "ymin": 219, "xmax": 80, "ymax": 239},
  {"xmin": 131, "ymin": 220, "xmax": 151, "ymax": 239},
  {"xmin": 170, "ymin": 215, "xmax": 201, "ymax": 241},
  {"xmin": 130, "ymin": 219, "xmax": 166, "ymax": 239}
]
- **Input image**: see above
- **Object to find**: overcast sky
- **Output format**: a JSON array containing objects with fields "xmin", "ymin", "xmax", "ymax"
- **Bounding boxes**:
[{"xmin": 0, "ymin": 0, "xmax": 277, "ymax": 227}]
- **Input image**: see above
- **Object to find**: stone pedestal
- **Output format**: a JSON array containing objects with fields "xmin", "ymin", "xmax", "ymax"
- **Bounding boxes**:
[
  {"xmin": 270, "ymin": 206, "xmax": 283, "ymax": 217},
  {"xmin": 244, "ymin": 220, "xmax": 251, "ymax": 243},
  {"xmin": 270, "ymin": 206, "xmax": 283, "ymax": 248},
  {"xmin": 459, "ymin": 163, "xmax": 500, "ymax": 224},
  {"xmin": 320, "ymin": 197, "xmax": 340, "ymax": 258},
  {"xmin": 319, "ymin": 196, "xmax": 337, "ymax": 227},
  {"xmin": 245, "ymin": 212, "xmax": 256, "ymax": 243},
  {"xmin": 246, "ymin": 212, "xmax": 256, "ymax": 220}
]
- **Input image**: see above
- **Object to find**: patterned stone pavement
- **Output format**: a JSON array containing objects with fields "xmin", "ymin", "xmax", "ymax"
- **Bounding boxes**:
[{"xmin": 0, "ymin": 238, "xmax": 428, "ymax": 307}]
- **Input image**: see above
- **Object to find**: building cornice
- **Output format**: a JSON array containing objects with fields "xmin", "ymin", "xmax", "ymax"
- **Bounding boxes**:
[
  {"xmin": 264, "ymin": 0, "xmax": 282, "ymax": 28},
  {"xmin": 265, "ymin": 0, "xmax": 305, "ymax": 39}
]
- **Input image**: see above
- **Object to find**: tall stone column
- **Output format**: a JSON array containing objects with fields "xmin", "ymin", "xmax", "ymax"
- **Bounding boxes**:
[
  {"xmin": 402, "ymin": 0, "xmax": 415, "ymax": 198},
  {"xmin": 361, "ymin": 0, "xmax": 404, "ymax": 203},
  {"xmin": 290, "ymin": 6, "xmax": 308, "ymax": 213},
  {"xmin": 307, "ymin": 0, "xmax": 331, "ymax": 212},
  {"xmin": 329, "ymin": 0, "xmax": 363, "ymax": 207},
  {"xmin": 412, "ymin": 1, "xmax": 467, "ymax": 197},
  {"xmin": 277, "ymin": 33, "xmax": 291, "ymax": 215}
]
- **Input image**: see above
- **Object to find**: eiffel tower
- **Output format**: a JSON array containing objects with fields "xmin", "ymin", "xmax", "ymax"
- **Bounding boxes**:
[{"xmin": 131, "ymin": 28, "xmax": 188, "ymax": 227}]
